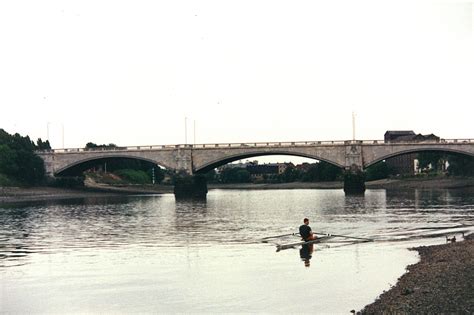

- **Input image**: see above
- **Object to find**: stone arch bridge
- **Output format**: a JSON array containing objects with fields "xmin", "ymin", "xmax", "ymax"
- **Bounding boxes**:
[{"xmin": 37, "ymin": 139, "xmax": 474, "ymax": 177}]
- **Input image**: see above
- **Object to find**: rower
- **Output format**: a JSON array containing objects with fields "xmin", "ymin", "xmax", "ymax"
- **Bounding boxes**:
[{"xmin": 299, "ymin": 218, "xmax": 316, "ymax": 241}]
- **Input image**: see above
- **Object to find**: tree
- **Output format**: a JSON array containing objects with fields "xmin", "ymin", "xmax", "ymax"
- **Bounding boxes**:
[
  {"xmin": 301, "ymin": 162, "xmax": 342, "ymax": 182},
  {"xmin": 0, "ymin": 129, "xmax": 45, "ymax": 185},
  {"xmin": 278, "ymin": 166, "xmax": 301, "ymax": 182},
  {"xmin": 365, "ymin": 161, "xmax": 395, "ymax": 181},
  {"xmin": 318, "ymin": 163, "xmax": 342, "ymax": 181},
  {"xmin": 0, "ymin": 144, "xmax": 18, "ymax": 176},
  {"xmin": 219, "ymin": 167, "xmax": 251, "ymax": 183},
  {"xmin": 204, "ymin": 169, "xmax": 217, "ymax": 183},
  {"xmin": 417, "ymin": 152, "xmax": 445, "ymax": 173},
  {"xmin": 447, "ymin": 154, "xmax": 474, "ymax": 176},
  {"xmin": 152, "ymin": 166, "xmax": 165, "ymax": 183},
  {"xmin": 36, "ymin": 138, "xmax": 51, "ymax": 150}
]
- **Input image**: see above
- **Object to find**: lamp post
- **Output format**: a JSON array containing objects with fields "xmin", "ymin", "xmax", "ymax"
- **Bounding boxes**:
[
  {"xmin": 47, "ymin": 122, "xmax": 51, "ymax": 142},
  {"xmin": 185, "ymin": 116, "xmax": 188, "ymax": 145},
  {"xmin": 62, "ymin": 123, "xmax": 64, "ymax": 149},
  {"xmin": 352, "ymin": 112, "xmax": 356, "ymax": 142}
]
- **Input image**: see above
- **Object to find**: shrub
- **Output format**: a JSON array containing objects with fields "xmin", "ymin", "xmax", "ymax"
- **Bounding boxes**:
[{"xmin": 115, "ymin": 169, "xmax": 151, "ymax": 184}]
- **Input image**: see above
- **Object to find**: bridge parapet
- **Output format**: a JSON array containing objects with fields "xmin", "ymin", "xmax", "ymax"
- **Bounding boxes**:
[{"xmin": 37, "ymin": 138, "xmax": 474, "ymax": 154}]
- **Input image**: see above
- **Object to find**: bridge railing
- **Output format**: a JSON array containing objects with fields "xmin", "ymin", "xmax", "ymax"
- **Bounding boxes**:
[
  {"xmin": 36, "ymin": 138, "xmax": 474, "ymax": 153},
  {"xmin": 359, "ymin": 139, "xmax": 474, "ymax": 145}
]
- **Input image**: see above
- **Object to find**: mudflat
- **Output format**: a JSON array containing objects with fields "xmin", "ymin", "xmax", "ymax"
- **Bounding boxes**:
[
  {"xmin": 360, "ymin": 234, "xmax": 474, "ymax": 314},
  {"xmin": 0, "ymin": 185, "xmax": 173, "ymax": 204},
  {"xmin": 0, "ymin": 186, "xmax": 122, "ymax": 204},
  {"xmin": 210, "ymin": 177, "xmax": 474, "ymax": 190}
]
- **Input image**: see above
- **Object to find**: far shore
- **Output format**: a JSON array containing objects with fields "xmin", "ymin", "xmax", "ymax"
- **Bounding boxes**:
[
  {"xmin": 1, "ymin": 176, "xmax": 474, "ymax": 205},
  {"xmin": 210, "ymin": 176, "xmax": 474, "ymax": 190}
]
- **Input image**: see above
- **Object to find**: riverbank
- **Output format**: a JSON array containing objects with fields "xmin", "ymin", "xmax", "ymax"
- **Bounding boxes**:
[
  {"xmin": 0, "ymin": 186, "xmax": 121, "ymax": 204},
  {"xmin": 0, "ymin": 185, "xmax": 173, "ymax": 205},
  {"xmin": 209, "ymin": 181, "xmax": 343, "ymax": 190},
  {"xmin": 210, "ymin": 177, "xmax": 474, "ymax": 190},
  {"xmin": 360, "ymin": 233, "xmax": 474, "ymax": 314},
  {"xmin": 366, "ymin": 176, "xmax": 474, "ymax": 189}
]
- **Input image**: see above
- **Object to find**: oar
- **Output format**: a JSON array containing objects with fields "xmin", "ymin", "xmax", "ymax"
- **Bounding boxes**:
[
  {"xmin": 314, "ymin": 232, "xmax": 374, "ymax": 242},
  {"xmin": 261, "ymin": 232, "xmax": 297, "ymax": 241}
]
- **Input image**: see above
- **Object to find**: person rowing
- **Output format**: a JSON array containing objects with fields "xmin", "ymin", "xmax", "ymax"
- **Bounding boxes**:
[{"xmin": 299, "ymin": 218, "xmax": 316, "ymax": 241}]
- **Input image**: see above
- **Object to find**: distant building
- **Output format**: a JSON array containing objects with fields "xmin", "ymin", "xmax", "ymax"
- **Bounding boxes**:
[
  {"xmin": 246, "ymin": 162, "xmax": 293, "ymax": 181},
  {"xmin": 384, "ymin": 130, "xmax": 416, "ymax": 143},
  {"xmin": 384, "ymin": 131, "xmax": 440, "ymax": 143},
  {"xmin": 383, "ymin": 130, "xmax": 440, "ymax": 175},
  {"xmin": 217, "ymin": 160, "xmax": 257, "ymax": 173},
  {"xmin": 295, "ymin": 162, "xmax": 313, "ymax": 172}
]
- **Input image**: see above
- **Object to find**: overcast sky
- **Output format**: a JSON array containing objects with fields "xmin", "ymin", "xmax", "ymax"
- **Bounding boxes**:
[{"xmin": 1, "ymin": 0, "xmax": 473, "ymax": 151}]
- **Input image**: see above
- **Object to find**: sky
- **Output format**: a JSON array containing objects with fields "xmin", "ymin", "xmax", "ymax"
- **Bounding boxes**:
[{"xmin": 1, "ymin": 0, "xmax": 473, "ymax": 154}]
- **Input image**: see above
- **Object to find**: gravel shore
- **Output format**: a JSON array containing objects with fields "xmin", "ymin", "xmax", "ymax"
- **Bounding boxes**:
[{"xmin": 360, "ymin": 234, "xmax": 474, "ymax": 314}]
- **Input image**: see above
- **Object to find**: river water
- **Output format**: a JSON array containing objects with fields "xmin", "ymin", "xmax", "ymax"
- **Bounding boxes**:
[{"xmin": 1, "ymin": 188, "xmax": 473, "ymax": 313}]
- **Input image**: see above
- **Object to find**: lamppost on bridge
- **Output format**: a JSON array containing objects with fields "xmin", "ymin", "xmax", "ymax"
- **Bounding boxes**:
[{"xmin": 185, "ymin": 116, "xmax": 188, "ymax": 145}]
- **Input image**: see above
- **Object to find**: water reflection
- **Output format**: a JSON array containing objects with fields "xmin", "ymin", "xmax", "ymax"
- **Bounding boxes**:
[
  {"xmin": 0, "ymin": 188, "xmax": 473, "ymax": 268},
  {"xmin": 299, "ymin": 244, "xmax": 314, "ymax": 267}
]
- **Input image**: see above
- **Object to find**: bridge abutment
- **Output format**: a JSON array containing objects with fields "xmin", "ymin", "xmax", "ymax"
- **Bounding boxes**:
[{"xmin": 173, "ymin": 174, "xmax": 208, "ymax": 200}]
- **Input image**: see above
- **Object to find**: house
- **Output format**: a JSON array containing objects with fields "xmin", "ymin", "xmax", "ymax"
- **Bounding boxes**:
[
  {"xmin": 384, "ymin": 130, "xmax": 416, "ymax": 143},
  {"xmin": 384, "ymin": 131, "xmax": 440, "ymax": 143},
  {"xmin": 246, "ymin": 162, "xmax": 293, "ymax": 181},
  {"xmin": 217, "ymin": 160, "xmax": 257, "ymax": 173}
]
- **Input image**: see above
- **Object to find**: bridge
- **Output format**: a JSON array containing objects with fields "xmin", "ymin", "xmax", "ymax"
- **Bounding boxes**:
[{"xmin": 37, "ymin": 138, "xmax": 474, "ymax": 195}]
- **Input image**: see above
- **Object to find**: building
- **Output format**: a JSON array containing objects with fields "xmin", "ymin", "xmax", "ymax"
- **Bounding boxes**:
[
  {"xmin": 217, "ymin": 160, "xmax": 257, "ymax": 173},
  {"xmin": 384, "ymin": 130, "xmax": 416, "ymax": 143},
  {"xmin": 384, "ymin": 131, "xmax": 440, "ymax": 143},
  {"xmin": 383, "ymin": 130, "xmax": 440, "ymax": 175},
  {"xmin": 246, "ymin": 162, "xmax": 293, "ymax": 181},
  {"xmin": 295, "ymin": 162, "xmax": 313, "ymax": 172}
]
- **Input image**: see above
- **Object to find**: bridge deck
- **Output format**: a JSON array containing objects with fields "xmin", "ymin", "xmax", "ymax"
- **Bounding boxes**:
[{"xmin": 38, "ymin": 139, "xmax": 474, "ymax": 153}]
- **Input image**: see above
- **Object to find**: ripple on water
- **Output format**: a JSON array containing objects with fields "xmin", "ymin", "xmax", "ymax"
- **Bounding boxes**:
[{"xmin": 0, "ymin": 189, "xmax": 473, "ymax": 312}]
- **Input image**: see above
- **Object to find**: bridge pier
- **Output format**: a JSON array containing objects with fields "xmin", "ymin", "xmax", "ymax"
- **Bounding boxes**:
[
  {"xmin": 343, "ymin": 144, "xmax": 365, "ymax": 194},
  {"xmin": 343, "ymin": 168, "xmax": 366, "ymax": 195},
  {"xmin": 173, "ymin": 174, "xmax": 208, "ymax": 200}
]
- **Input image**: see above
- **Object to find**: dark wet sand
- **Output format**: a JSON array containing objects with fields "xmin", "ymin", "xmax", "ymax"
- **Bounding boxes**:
[
  {"xmin": 0, "ymin": 185, "xmax": 172, "ymax": 204},
  {"xmin": 360, "ymin": 233, "xmax": 474, "ymax": 314}
]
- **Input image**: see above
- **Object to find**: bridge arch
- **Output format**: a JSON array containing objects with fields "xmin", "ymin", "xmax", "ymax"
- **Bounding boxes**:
[
  {"xmin": 55, "ymin": 154, "xmax": 173, "ymax": 176},
  {"xmin": 364, "ymin": 147, "xmax": 474, "ymax": 169},
  {"xmin": 194, "ymin": 150, "xmax": 345, "ymax": 174}
]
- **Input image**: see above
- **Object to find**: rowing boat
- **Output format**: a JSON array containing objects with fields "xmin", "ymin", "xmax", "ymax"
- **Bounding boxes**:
[{"xmin": 276, "ymin": 236, "xmax": 333, "ymax": 251}]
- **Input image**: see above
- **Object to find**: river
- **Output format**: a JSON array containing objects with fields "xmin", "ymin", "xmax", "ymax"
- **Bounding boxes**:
[{"xmin": 1, "ymin": 188, "xmax": 473, "ymax": 313}]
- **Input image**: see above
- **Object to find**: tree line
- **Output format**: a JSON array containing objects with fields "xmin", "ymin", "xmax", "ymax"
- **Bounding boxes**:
[
  {"xmin": 209, "ymin": 162, "xmax": 343, "ymax": 184},
  {"xmin": 416, "ymin": 152, "xmax": 474, "ymax": 176},
  {"xmin": 0, "ymin": 129, "xmax": 50, "ymax": 185}
]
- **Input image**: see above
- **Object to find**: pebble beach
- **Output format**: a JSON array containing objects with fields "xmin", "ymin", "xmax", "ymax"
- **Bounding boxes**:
[{"xmin": 361, "ymin": 234, "xmax": 474, "ymax": 314}]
